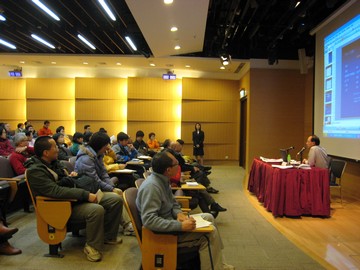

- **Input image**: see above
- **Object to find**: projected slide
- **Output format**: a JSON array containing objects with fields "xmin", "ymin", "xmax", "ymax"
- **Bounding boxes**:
[{"xmin": 323, "ymin": 15, "xmax": 360, "ymax": 139}]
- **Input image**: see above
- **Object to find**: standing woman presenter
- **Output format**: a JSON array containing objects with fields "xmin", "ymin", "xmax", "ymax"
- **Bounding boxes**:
[{"xmin": 192, "ymin": 123, "xmax": 205, "ymax": 165}]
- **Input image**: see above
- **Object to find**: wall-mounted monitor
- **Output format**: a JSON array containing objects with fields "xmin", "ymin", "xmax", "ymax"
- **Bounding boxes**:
[{"xmin": 9, "ymin": 70, "xmax": 22, "ymax": 77}]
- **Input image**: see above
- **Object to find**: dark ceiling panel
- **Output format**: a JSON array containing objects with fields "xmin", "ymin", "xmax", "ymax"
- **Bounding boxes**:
[{"xmin": 0, "ymin": 0, "xmax": 349, "ymax": 61}]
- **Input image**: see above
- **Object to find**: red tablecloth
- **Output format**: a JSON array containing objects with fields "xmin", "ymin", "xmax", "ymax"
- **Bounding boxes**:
[{"xmin": 248, "ymin": 158, "xmax": 330, "ymax": 217}]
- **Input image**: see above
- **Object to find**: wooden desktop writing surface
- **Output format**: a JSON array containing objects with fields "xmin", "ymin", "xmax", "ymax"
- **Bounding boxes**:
[
  {"xmin": 126, "ymin": 161, "xmax": 144, "ymax": 165},
  {"xmin": 180, "ymin": 183, "xmax": 206, "ymax": 190},
  {"xmin": 192, "ymin": 225, "xmax": 214, "ymax": 233},
  {"xmin": 111, "ymin": 169, "xmax": 136, "ymax": 174}
]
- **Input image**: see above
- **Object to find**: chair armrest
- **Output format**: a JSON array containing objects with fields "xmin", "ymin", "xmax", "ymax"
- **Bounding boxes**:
[
  {"xmin": 36, "ymin": 196, "xmax": 77, "ymax": 202},
  {"xmin": 0, "ymin": 177, "xmax": 22, "ymax": 182}
]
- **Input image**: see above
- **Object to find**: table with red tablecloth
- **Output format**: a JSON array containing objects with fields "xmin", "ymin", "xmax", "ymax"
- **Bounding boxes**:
[{"xmin": 248, "ymin": 158, "xmax": 330, "ymax": 217}]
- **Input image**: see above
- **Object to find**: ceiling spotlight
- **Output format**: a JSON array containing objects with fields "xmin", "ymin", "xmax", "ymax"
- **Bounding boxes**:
[
  {"xmin": 220, "ymin": 54, "xmax": 231, "ymax": 66},
  {"xmin": 170, "ymin": 26, "xmax": 178, "ymax": 32},
  {"xmin": 220, "ymin": 66, "xmax": 225, "ymax": 70},
  {"xmin": 174, "ymin": 45, "xmax": 181, "ymax": 50},
  {"xmin": 164, "ymin": 0, "xmax": 173, "ymax": 4},
  {"xmin": 32, "ymin": 0, "xmax": 60, "ymax": 21}
]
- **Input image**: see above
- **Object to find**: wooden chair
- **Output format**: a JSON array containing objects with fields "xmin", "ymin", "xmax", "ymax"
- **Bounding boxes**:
[
  {"xmin": 135, "ymin": 178, "xmax": 192, "ymax": 212},
  {"xmin": 0, "ymin": 156, "xmax": 29, "ymax": 216},
  {"xmin": 123, "ymin": 187, "xmax": 201, "ymax": 270},
  {"xmin": 330, "ymin": 159, "xmax": 347, "ymax": 204},
  {"xmin": 25, "ymin": 172, "xmax": 84, "ymax": 257}
]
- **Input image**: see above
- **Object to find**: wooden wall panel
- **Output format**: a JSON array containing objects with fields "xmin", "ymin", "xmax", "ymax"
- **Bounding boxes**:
[
  {"xmin": 27, "ymin": 100, "xmax": 74, "ymax": 120},
  {"xmin": 0, "ymin": 79, "xmax": 26, "ymax": 126},
  {"xmin": 127, "ymin": 122, "xmax": 180, "ymax": 143},
  {"xmin": 75, "ymin": 100, "xmax": 127, "ymax": 121},
  {"xmin": 26, "ymin": 78, "xmax": 74, "ymax": 99},
  {"xmin": 182, "ymin": 78, "xmax": 238, "ymax": 100},
  {"xmin": 0, "ymin": 79, "xmax": 26, "ymax": 99},
  {"xmin": 247, "ymin": 69, "xmax": 305, "ymax": 171},
  {"xmin": 75, "ymin": 120, "xmax": 127, "ymax": 137},
  {"xmin": 75, "ymin": 78, "xmax": 127, "ymax": 99},
  {"xmin": 181, "ymin": 100, "xmax": 237, "ymax": 122},
  {"xmin": 128, "ymin": 78, "xmax": 181, "ymax": 100},
  {"xmin": 181, "ymin": 123, "xmax": 236, "ymax": 145},
  {"xmin": 30, "ymin": 120, "xmax": 74, "ymax": 136},
  {"xmin": 128, "ymin": 100, "xmax": 181, "ymax": 121}
]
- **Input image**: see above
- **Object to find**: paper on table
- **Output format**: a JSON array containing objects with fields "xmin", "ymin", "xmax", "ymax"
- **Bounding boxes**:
[
  {"xmin": 96, "ymin": 189, "xmax": 104, "ymax": 204},
  {"xmin": 260, "ymin": 156, "xmax": 283, "ymax": 163},
  {"xmin": 296, "ymin": 164, "xmax": 311, "ymax": 169},
  {"xmin": 190, "ymin": 214, "xmax": 212, "ymax": 228},
  {"xmin": 114, "ymin": 169, "xmax": 136, "ymax": 173},
  {"xmin": 186, "ymin": 182, "xmax": 199, "ymax": 186},
  {"xmin": 271, "ymin": 165, "xmax": 294, "ymax": 169},
  {"xmin": 138, "ymin": 155, "xmax": 152, "ymax": 160}
]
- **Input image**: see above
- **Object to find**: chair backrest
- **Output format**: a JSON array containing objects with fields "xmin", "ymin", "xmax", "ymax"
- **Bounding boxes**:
[
  {"xmin": 135, "ymin": 178, "xmax": 145, "ymax": 188},
  {"xmin": 0, "ymin": 156, "xmax": 16, "ymax": 178},
  {"xmin": 123, "ymin": 187, "xmax": 143, "ymax": 245},
  {"xmin": 60, "ymin": 160, "xmax": 75, "ymax": 174},
  {"xmin": 330, "ymin": 159, "xmax": 347, "ymax": 179},
  {"xmin": 143, "ymin": 171, "xmax": 151, "ymax": 179}
]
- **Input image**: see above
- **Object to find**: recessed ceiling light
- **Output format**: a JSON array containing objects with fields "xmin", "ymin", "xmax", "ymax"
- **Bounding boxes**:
[
  {"xmin": 150, "ymin": 63, "xmax": 156, "ymax": 67},
  {"xmin": 51, "ymin": 61, "xmax": 56, "ymax": 64},
  {"xmin": 83, "ymin": 62, "xmax": 88, "ymax": 65},
  {"xmin": 116, "ymin": 62, "xmax": 121, "ymax": 65},
  {"xmin": 164, "ymin": 0, "xmax": 173, "ymax": 4},
  {"xmin": 174, "ymin": 45, "xmax": 181, "ymax": 50},
  {"xmin": 220, "ymin": 66, "xmax": 225, "ymax": 70},
  {"xmin": 170, "ymin": 26, "xmax": 178, "ymax": 32},
  {"xmin": 185, "ymin": 65, "xmax": 190, "ymax": 68},
  {"xmin": 20, "ymin": 61, "xmax": 25, "ymax": 64},
  {"xmin": 0, "ymin": 15, "xmax": 6, "ymax": 21}
]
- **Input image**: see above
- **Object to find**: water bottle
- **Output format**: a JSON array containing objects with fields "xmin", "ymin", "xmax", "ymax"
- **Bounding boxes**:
[{"xmin": 287, "ymin": 153, "xmax": 291, "ymax": 164}]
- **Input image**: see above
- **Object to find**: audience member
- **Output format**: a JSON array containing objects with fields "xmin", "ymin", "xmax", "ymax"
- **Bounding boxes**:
[
  {"xmin": 25, "ymin": 125, "xmax": 37, "ymax": 138},
  {"xmin": 0, "ymin": 210, "xmax": 21, "ymax": 255},
  {"xmin": 112, "ymin": 132, "xmax": 138, "ymax": 163},
  {"xmin": 55, "ymin": 125, "xmax": 72, "ymax": 146},
  {"xmin": 147, "ymin": 132, "xmax": 160, "ymax": 151},
  {"xmin": 83, "ymin": 131, "xmax": 93, "ymax": 145},
  {"xmin": 84, "ymin": 124, "xmax": 91, "ymax": 134},
  {"xmin": 25, "ymin": 135, "xmax": 123, "ymax": 262},
  {"xmin": 69, "ymin": 132, "xmax": 84, "ymax": 156},
  {"xmin": 0, "ymin": 125, "xmax": 14, "ymax": 157},
  {"xmin": 136, "ymin": 151, "xmax": 234, "ymax": 270},
  {"xmin": 133, "ymin": 130, "xmax": 150, "ymax": 155},
  {"xmin": 303, "ymin": 135, "xmax": 330, "ymax": 169},
  {"xmin": 3, "ymin": 123, "xmax": 13, "ymax": 140},
  {"xmin": 15, "ymin": 123, "xmax": 25, "ymax": 134},
  {"xmin": 38, "ymin": 120, "xmax": 53, "ymax": 136},
  {"xmin": 53, "ymin": 133, "xmax": 72, "ymax": 161},
  {"xmin": 25, "ymin": 130, "xmax": 35, "ymax": 147},
  {"xmin": 75, "ymin": 132, "xmax": 135, "ymax": 236},
  {"xmin": 9, "ymin": 133, "xmax": 34, "ymax": 175}
]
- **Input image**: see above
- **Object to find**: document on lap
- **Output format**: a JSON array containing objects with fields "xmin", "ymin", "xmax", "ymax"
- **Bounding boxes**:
[
  {"xmin": 186, "ymin": 182, "xmax": 199, "ymax": 186},
  {"xmin": 96, "ymin": 189, "xmax": 104, "ymax": 203},
  {"xmin": 190, "ymin": 214, "xmax": 212, "ymax": 228}
]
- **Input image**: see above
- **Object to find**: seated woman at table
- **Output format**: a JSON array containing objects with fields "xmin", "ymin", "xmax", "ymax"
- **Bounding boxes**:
[{"xmin": 147, "ymin": 132, "xmax": 160, "ymax": 151}]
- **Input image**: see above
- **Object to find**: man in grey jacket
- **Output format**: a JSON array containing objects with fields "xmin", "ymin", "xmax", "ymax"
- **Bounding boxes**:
[
  {"xmin": 136, "ymin": 150, "xmax": 234, "ymax": 270},
  {"xmin": 26, "ymin": 136, "xmax": 122, "ymax": 262}
]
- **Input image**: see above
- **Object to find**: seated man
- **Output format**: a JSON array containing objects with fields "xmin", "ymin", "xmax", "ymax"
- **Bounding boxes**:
[
  {"xmin": 37, "ymin": 120, "xmax": 53, "ymax": 136},
  {"xmin": 25, "ymin": 136, "xmax": 123, "ymax": 262},
  {"xmin": 136, "ymin": 150, "xmax": 234, "ymax": 270},
  {"xmin": 303, "ymin": 135, "xmax": 330, "ymax": 169},
  {"xmin": 112, "ymin": 132, "xmax": 138, "ymax": 163},
  {"xmin": 0, "ymin": 209, "xmax": 21, "ymax": 255}
]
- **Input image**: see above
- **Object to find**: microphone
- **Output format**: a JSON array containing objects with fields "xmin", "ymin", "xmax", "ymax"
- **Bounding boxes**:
[
  {"xmin": 296, "ymin": 147, "xmax": 306, "ymax": 156},
  {"xmin": 285, "ymin": 146, "xmax": 295, "ymax": 151}
]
